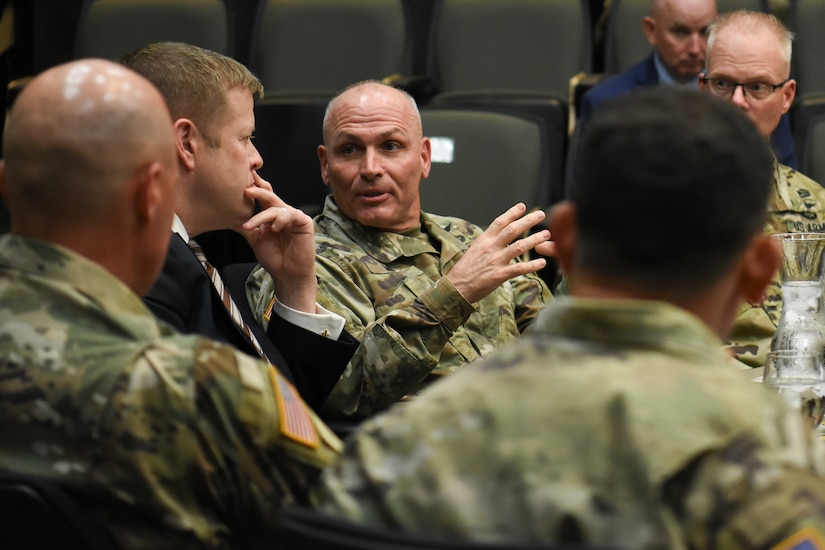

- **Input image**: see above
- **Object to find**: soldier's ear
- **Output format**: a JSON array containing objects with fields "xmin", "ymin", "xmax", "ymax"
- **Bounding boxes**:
[
  {"xmin": 420, "ymin": 137, "xmax": 432, "ymax": 180},
  {"xmin": 318, "ymin": 145, "xmax": 330, "ymax": 186},
  {"xmin": 549, "ymin": 201, "xmax": 576, "ymax": 275},
  {"xmin": 174, "ymin": 118, "xmax": 197, "ymax": 171},
  {"xmin": 738, "ymin": 233, "xmax": 780, "ymax": 306},
  {"xmin": 0, "ymin": 160, "xmax": 7, "ymax": 205},
  {"xmin": 642, "ymin": 16, "xmax": 657, "ymax": 47}
]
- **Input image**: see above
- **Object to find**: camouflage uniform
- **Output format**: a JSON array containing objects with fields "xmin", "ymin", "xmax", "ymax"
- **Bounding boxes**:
[
  {"xmin": 0, "ymin": 235, "xmax": 342, "ymax": 550},
  {"xmin": 313, "ymin": 296, "xmax": 825, "ymax": 548},
  {"xmin": 728, "ymin": 162, "xmax": 825, "ymax": 368},
  {"xmin": 248, "ymin": 196, "xmax": 552, "ymax": 419}
]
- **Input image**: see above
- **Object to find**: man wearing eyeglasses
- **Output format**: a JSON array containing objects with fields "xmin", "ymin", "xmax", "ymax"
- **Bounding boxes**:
[
  {"xmin": 578, "ymin": 0, "xmax": 797, "ymax": 168},
  {"xmin": 699, "ymin": 9, "xmax": 825, "ymax": 369}
]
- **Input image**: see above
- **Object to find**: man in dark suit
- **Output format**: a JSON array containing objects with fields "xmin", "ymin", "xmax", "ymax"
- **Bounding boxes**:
[
  {"xmin": 121, "ymin": 42, "xmax": 357, "ymax": 411},
  {"xmin": 579, "ymin": 0, "xmax": 796, "ymax": 167}
]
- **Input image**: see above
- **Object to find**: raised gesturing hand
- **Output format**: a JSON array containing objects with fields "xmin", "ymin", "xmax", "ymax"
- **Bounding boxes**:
[{"xmin": 446, "ymin": 203, "xmax": 551, "ymax": 303}]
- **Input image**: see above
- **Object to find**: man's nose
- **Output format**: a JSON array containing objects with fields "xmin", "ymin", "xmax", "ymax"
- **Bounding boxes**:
[
  {"xmin": 250, "ymin": 142, "xmax": 263, "ymax": 170},
  {"xmin": 686, "ymin": 33, "xmax": 702, "ymax": 54},
  {"xmin": 730, "ymin": 83, "xmax": 749, "ymax": 108},
  {"xmin": 360, "ymin": 148, "xmax": 382, "ymax": 178}
]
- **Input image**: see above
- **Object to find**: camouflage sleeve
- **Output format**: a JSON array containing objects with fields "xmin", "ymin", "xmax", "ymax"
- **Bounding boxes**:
[
  {"xmin": 667, "ymin": 410, "xmax": 825, "ymax": 549},
  {"xmin": 726, "ymin": 276, "xmax": 782, "ymax": 368},
  {"xmin": 314, "ymin": 253, "xmax": 476, "ymax": 418},
  {"xmin": 104, "ymin": 336, "xmax": 342, "ymax": 544},
  {"xmin": 510, "ymin": 270, "xmax": 553, "ymax": 333},
  {"xmin": 246, "ymin": 265, "xmax": 273, "ymax": 331}
]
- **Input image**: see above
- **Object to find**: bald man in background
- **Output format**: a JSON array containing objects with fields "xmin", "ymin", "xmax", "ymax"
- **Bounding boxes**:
[
  {"xmin": 0, "ymin": 59, "xmax": 340, "ymax": 550},
  {"xmin": 579, "ymin": 0, "xmax": 797, "ymax": 167}
]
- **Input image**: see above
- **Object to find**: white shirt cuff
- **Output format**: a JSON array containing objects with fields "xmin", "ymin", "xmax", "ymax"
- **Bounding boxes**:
[{"xmin": 272, "ymin": 300, "xmax": 345, "ymax": 340}]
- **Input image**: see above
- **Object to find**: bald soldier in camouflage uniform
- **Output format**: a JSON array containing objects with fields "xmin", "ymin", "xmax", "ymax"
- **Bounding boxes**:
[
  {"xmin": 249, "ymin": 81, "xmax": 553, "ymax": 419},
  {"xmin": 312, "ymin": 89, "xmax": 825, "ymax": 548},
  {"xmin": 0, "ymin": 60, "xmax": 340, "ymax": 549},
  {"xmin": 699, "ymin": 11, "xmax": 825, "ymax": 368}
]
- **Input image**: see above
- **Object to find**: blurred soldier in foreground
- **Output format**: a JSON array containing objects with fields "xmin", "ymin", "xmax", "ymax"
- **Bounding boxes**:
[
  {"xmin": 0, "ymin": 59, "xmax": 340, "ymax": 549},
  {"xmin": 311, "ymin": 88, "xmax": 825, "ymax": 548}
]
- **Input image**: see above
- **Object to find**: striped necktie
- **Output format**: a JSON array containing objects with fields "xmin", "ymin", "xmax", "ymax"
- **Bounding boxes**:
[{"xmin": 187, "ymin": 239, "xmax": 271, "ymax": 365}]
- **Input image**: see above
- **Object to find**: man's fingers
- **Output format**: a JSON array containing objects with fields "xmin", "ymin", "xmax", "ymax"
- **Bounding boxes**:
[
  {"xmin": 509, "ymin": 257, "xmax": 547, "ymax": 276},
  {"xmin": 505, "ymin": 210, "xmax": 546, "ymax": 242},
  {"xmin": 245, "ymin": 179, "xmax": 283, "ymax": 208},
  {"xmin": 535, "ymin": 240, "xmax": 557, "ymax": 258},
  {"xmin": 486, "ymin": 202, "xmax": 528, "ymax": 232},
  {"xmin": 243, "ymin": 205, "xmax": 297, "ymax": 231},
  {"xmin": 505, "ymin": 229, "xmax": 549, "ymax": 257},
  {"xmin": 484, "ymin": 204, "xmax": 546, "ymax": 245},
  {"xmin": 252, "ymin": 170, "xmax": 273, "ymax": 191}
]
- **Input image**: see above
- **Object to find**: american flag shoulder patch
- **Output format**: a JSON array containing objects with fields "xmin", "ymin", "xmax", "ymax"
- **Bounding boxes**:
[
  {"xmin": 773, "ymin": 527, "xmax": 825, "ymax": 550},
  {"xmin": 269, "ymin": 367, "xmax": 318, "ymax": 448}
]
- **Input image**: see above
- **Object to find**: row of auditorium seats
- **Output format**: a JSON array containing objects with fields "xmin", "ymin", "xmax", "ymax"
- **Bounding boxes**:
[
  {"xmin": 0, "ymin": 468, "xmax": 623, "ymax": 549},
  {"xmin": 8, "ymin": 0, "xmax": 825, "ymax": 265}
]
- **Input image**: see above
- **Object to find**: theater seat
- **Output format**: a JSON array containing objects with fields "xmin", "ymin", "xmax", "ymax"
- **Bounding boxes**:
[
  {"xmin": 788, "ymin": 0, "xmax": 825, "ymax": 100},
  {"xmin": 790, "ymin": 96, "xmax": 825, "ymax": 184},
  {"xmin": 75, "ymin": 0, "xmax": 231, "ymax": 60},
  {"xmin": 419, "ymin": 106, "xmax": 556, "ymax": 227},
  {"xmin": 275, "ymin": 505, "xmax": 622, "ymax": 550},
  {"xmin": 250, "ymin": 0, "xmax": 411, "ymax": 96},
  {"xmin": 0, "ymin": 470, "xmax": 119, "ymax": 550}
]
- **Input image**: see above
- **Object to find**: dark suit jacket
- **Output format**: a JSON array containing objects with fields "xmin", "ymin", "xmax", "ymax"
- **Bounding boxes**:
[
  {"xmin": 579, "ymin": 54, "xmax": 798, "ymax": 169},
  {"xmin": 143, "ymin": 233, "xmax": 357, "ymax": 411}
]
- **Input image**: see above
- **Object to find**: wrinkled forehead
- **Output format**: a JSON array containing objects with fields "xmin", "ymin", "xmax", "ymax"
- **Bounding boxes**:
[
  {"xmin": 707, "ymin": 26, "xmax": 788, "ymax": 76},
  {"xmin": 326, "ymin": 86, "xmax": 421, "ymax": 140}
]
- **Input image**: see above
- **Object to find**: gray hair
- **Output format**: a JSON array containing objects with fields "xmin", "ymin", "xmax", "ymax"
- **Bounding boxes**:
[{"xmin": 707, "ymin": 10, "xmax": 794, "ymax": 75}]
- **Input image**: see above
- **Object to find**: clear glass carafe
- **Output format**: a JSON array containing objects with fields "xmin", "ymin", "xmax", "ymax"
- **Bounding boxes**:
[{"xmin": 770, "ymin": 233, "xmax": 825, "ymax": 382}]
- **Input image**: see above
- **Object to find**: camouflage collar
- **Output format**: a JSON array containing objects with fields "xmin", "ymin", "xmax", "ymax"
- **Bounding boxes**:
[
  {"xmin": 532, "ymin": 296, "xmax": 729, "ymax": 365},
  {"xmin": 0, "ymin": 234, "xmax": 158, "ymax": 327},
  {"xmin": 318, "ymin": 196, "xmax": 469, "ymax": 265}
]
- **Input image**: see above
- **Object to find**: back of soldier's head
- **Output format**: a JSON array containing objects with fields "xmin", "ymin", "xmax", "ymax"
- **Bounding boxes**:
[
  {"xmin": 3, "ymin": 59, "xmax": 175, "ymax": 229},
  {"xmin": 571, "ymin": 87, "xmax": 774, "ymax": 294}
]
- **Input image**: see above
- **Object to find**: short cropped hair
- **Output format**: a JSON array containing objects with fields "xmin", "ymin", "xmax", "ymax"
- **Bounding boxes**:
[
  {"xmin": 570, "ymin": 87, "xmax": 774, "ymax": 295},
  {"xmin": 120, "ymin": 42, "xmax": 263, "ymax": 145}
]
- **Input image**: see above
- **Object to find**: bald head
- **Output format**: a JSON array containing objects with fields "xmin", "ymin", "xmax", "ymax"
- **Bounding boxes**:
[
  {"xmin": 1, "ymin": 59, "xmax": 177, "ymax": 294},
  {"xmin": 323, "ymin": 81, "xmax": 422, "ymax": 145},
  {"xmin": 3, "ymin": 59, "xmax": 176, "ymax": 230},
  {"xmin": 650, "ymin": 0, "xmax": 715, "ymax": 19},
  {"xmin": 644, "ymin": 0, "xmax": 717, "ymax": 82}
]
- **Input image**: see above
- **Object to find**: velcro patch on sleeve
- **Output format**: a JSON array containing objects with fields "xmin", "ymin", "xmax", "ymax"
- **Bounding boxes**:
[
  {"xmin": 773, "ymin": 527, "xmax": 825, "ymax": 550},
  {"xmin": 269, "ymin": 367, "xmax": 318, "ymax": 448}
]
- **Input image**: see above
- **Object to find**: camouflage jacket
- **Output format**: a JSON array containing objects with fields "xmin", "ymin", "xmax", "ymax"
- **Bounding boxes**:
[
  {"xmin": 313, "ymin": 297, "xmax": 825, "ymax": 548},
  {"xmin": 0, "ymin": 235, "xmax": 341, "ymax": 550},
  {"xmin": 728, "ymin": 162, "xmax": 825, "ymax": 367},
  {"xmin": 248, "ymin": 196, "xmax": 552, "ymax": 419}
]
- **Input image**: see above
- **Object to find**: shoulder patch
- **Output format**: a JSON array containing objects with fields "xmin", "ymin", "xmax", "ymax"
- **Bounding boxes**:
[
  {"xmin": 773, "ymin": 527, "xmax": 825, "ymax": 550},
  {"xmin": 268, "ymin": 367, "xmax": 318, "ymax": 448}
]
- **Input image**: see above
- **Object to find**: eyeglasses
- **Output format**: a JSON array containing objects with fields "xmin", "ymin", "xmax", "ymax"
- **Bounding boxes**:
[{"xmin": 702, "ymin": 77, "xmax": 790, "ymax": 101}]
